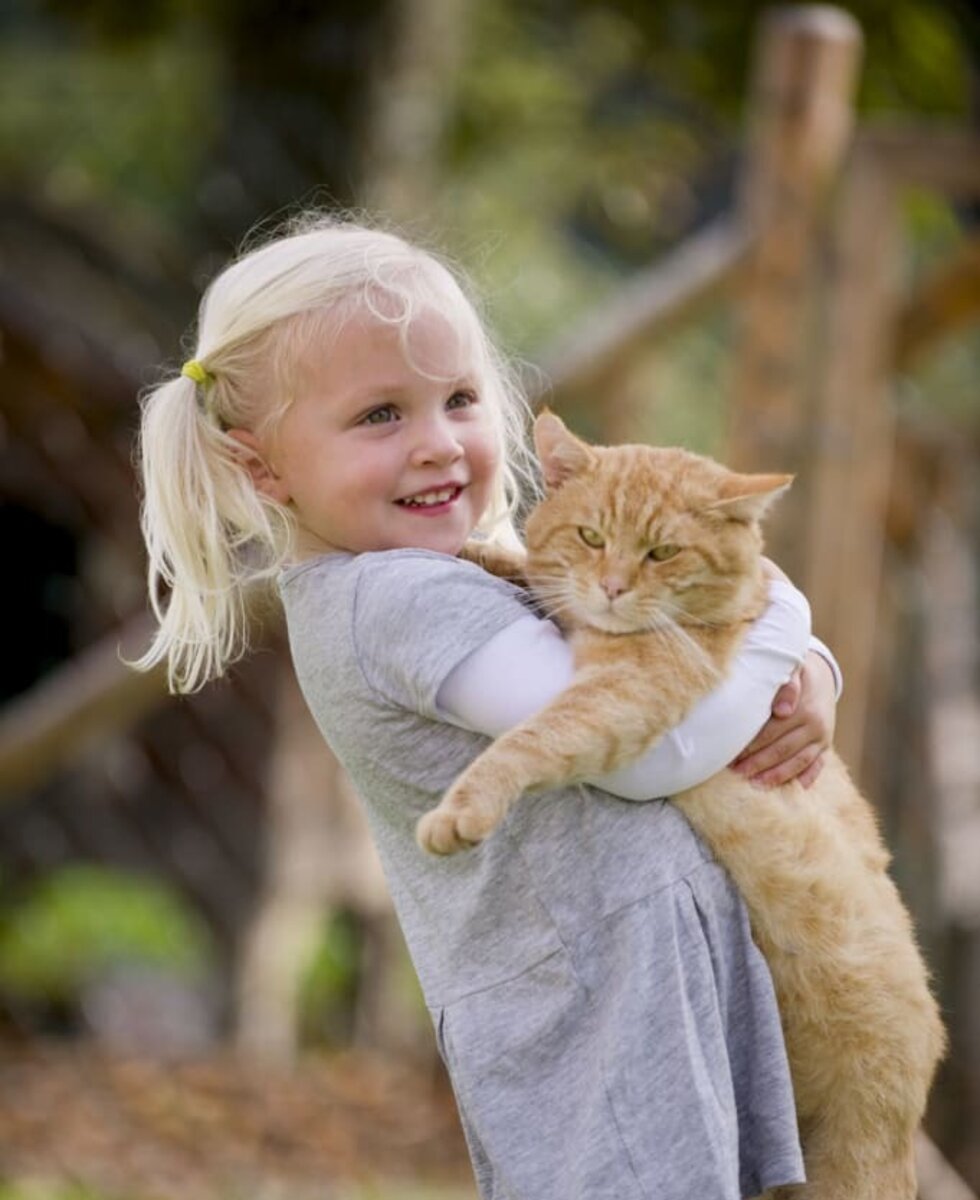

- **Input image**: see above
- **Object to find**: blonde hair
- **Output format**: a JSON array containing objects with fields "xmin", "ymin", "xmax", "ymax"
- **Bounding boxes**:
[{"xmin": 133, "ymin": 214, "xmax": 535, "ymax": 694}]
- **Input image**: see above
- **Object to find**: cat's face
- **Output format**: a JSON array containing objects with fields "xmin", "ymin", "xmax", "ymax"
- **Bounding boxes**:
[{"xmin": 524, "ymin": 413, "xmax": 790, "ymax": 634}]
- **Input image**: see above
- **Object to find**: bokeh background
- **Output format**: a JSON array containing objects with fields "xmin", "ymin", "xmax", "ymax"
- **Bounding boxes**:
[{"xmin": 1, "ymin": 1, "xmax": 979, "ymax": 1197}]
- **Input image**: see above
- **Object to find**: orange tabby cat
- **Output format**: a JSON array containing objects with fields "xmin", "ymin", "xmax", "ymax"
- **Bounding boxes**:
[{"xmin": 416, "ymin": 411, "xmax": 945, "ymax": 1200}]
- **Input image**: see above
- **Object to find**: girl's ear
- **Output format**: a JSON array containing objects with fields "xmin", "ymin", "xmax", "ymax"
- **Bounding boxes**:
[
  {"xmin": 533, "ymin": 409, "xmax": 595, "ymax": 490},
  {"xmin": 226, "ymin": 428, "xmax": 291, "ymax": 505},
  {"xmin": 708, "ymin": 472, "xmax": 793, "ymax": 523}
]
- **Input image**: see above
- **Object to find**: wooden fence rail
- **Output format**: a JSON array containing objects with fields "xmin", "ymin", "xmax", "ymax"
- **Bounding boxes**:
[
  {"xmin": 0, "ymin": 613, "xmax": 165, "ymax": 795},
  {"xmin": 539, "ymin": 214, "xmax": 751, "ymax": 399}
]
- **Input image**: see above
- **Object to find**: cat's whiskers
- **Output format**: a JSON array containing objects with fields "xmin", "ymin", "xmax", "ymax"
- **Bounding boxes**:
[
  {"xmin": 645, "ymin": 606, "xmax": 720, "ymax": 681},
  {"xmin": 539, "ymin": 600, "xmax": 582, "ymax": 625},
  {"xmin": 650, "ymin": 595, "xmax": 727, "ymax": 632},
  {"xmin": 525, "ymin": 577, "xmax": 584, "ymax": 625},
  {"xmin": 530, "ymin": 571, "xmax": 602, "ymax": 615}
]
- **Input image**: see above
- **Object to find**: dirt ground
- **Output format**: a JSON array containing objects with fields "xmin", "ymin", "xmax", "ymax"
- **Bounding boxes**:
[{"xmin": 0, "ymin": 1039, "xmax": 475, "ymax": 1199}]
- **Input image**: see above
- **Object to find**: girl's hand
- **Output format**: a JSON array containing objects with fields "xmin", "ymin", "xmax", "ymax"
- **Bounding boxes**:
[{"xmin": 730, "ymin": 651, "xmax": 837, "ymax": 788}]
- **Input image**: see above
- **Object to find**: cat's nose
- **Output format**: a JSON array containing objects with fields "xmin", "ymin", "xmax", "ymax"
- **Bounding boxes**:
[{"xmin": 601, "ymin": 576, "xmax": 628, "ymax": 600}]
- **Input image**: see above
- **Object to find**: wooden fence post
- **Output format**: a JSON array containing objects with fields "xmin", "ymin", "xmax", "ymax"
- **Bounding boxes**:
[
  {"xmin": 802, "ymin": 152, "xmax": 902, "ymax": 774},
  {"xmin": 727, "ymin": 6, "xmax": 862, "ymax": 579}
]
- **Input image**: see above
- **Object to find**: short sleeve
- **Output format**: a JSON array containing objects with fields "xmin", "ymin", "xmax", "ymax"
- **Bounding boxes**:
[{"xmin": 350, "ymin": 550, "xmax": 534, "ymax": 720}]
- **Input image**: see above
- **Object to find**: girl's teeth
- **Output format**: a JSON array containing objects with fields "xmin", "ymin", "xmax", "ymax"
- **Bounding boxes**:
[{"xmin": 402, "ymin": 488, "xmax": 455, "ymax": 507}]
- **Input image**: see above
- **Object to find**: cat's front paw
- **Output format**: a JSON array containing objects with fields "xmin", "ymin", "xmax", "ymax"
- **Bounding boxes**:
[
  {"xmin": 416, "ymin": 787, "xmax": 505, "ymax": 856},
  {"xmin": 416, "ymin": 806, "xmax": 480, "ymax": 856},
  {"xmin": 459, "ymin": 540, "xmax": 528, "ymax": 584}
]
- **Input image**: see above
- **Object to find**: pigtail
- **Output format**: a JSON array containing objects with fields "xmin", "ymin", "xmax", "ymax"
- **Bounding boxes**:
[{"xmin": 132, "ymin": 371, "xmax": 292, "ymax": 693}]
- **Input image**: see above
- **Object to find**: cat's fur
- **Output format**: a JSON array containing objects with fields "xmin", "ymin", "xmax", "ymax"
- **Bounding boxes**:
[{"xmin": 416, "ymin": 412, "xmax": 945, "ymax": 1200}]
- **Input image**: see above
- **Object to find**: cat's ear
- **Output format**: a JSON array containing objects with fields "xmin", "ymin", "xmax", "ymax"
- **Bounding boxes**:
[
  {"xmin": 709, "ymin": 472, "xmax": 794, "ymax": 523},
  {"xmin": 533, "ymin": 409, "xmax": 596, "ymax": 490}
]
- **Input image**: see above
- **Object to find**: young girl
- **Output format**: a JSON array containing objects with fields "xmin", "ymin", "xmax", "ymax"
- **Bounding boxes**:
[{"xmin": 135, "ymin": 215, "xmax": 841, "ymax": 1200}]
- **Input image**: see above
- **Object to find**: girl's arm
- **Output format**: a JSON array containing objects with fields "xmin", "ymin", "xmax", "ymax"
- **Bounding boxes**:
[{"xmin": 436, "ymin": 580, "xmax": 837, "ymax": 799}]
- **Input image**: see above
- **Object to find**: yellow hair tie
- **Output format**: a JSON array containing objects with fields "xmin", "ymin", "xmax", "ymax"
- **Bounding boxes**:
[{"xmin": 181, "ymin": 359, "xmax": 213, "ymax": 387}]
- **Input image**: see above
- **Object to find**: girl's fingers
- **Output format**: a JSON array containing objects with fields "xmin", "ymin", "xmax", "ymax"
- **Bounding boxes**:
[
  {"xmin": 749, "ymin": 742, "xmax": 824, "ymax": 788},
  {"xmin": 732, "ymin": 723, "xmax": 812, "ymax": 778},
  {"xmin": 772, "ymin": 668, "xmax": 803, "ymax": 718},
  {"xmin": 797, "ymin": 755, "xmax": 826, "ymax": 789},
  {"xmin": 732, "ymin": 714, "xmax": 791, "ymax": 764}
]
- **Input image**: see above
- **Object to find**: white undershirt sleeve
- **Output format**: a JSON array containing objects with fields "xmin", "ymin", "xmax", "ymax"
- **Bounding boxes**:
[
  {"xmin": 436, "ymin": 579, "xmax": 827, "ymax": 800},
  {"xmin": 808, "ymin": 635, "xmax": 843, "ymax": 699}
]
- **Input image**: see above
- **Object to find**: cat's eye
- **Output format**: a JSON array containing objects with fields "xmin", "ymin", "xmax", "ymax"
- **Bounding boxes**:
[
  {"xmin": 578, "ymin": 526, "xmax": 605, "ymax": 549},
  {"xmin": 648, "ymin": 544, "xmax": 681, "ymax": 562}
]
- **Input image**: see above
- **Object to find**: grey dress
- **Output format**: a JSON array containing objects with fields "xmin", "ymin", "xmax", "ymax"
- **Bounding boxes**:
[{"xmin": 279, "ymin": 549, "xmax": 805, "ymax": 1200}]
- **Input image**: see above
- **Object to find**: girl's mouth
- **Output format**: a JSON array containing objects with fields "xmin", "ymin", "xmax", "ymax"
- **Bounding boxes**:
[{"xmin": 395, "ymin": 485, "xmax": 463, "ymax": 513}]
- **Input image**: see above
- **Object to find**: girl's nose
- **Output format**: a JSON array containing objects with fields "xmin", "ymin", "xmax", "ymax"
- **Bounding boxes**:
[{"xmin": 410, "ymin": 416, "xmax": 464, "ymax": 466}]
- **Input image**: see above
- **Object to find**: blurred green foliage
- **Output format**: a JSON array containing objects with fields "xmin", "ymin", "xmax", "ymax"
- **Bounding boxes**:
[
  {"xmin": 434, "ymin": 0, "xmax": 973, "ymax": 353},
  {"xmin": 0, "ymin": 35, "xmax": 216, "ymax": 218},
  {"xmin": 297, "ymin": 912, "xmax": 429, "ymax": 1046},
  {"xmin": 297, "ymin": 910, "xmax": 361, "ymax": 1043},
  {"xmin": 0, "ymin": 865, "xmax": 214, "ymax": 1002},
  {"xmin": 2, "ymin": 0, "xmax": 972, "ymax": 353}
]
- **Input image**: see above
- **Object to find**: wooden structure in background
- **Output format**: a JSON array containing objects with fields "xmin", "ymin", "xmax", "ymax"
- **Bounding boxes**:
[{"xmin": 728, "ymin": 6, "xmax": 863, "ymax": 579}]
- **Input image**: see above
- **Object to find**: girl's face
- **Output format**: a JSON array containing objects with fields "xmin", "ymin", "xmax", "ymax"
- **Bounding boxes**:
[{"xmin": 238, "ymin": 307, "xmax": 501, "ymax": 559}]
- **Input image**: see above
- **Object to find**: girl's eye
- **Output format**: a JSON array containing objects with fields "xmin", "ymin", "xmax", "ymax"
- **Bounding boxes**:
[
  {"xmin": 579, "ymin": 526, "xmax": 605, "ymax": 548},
  {"xmin": 361, "ymin": 404, "xmax": 398, "ymax": 426},
  {"xmin": 648, "ymin": 544, "xmax": 681, "ymax": 561},
  {"xmin": 446, "ymin": 389, "xmax": 477, "ymax": 410}
]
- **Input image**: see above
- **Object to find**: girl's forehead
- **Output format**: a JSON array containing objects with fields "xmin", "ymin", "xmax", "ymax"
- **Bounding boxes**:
[
  {"xmin": 292, "ymin": 304, "xmax": 484, "ymax": 408},
  {"xmin": 397, "ymin": 306, "xmax": 478, "ymax": 376},
  {"xmin": 304, "ymin": 303, "xmax": 480, "ymax": 388}
]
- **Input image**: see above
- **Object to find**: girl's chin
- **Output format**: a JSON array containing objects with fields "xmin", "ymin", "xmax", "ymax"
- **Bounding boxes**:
[
  {"xmin": 374, "ymin": 529, "xmax": 469, "ymax": 557},
  {"xmin": 415, "ymin": 535, "xmax": 469, "ymax": 557},
  {"xmin": 389, "ymin": 512, "xmax": 472, "ymax": 556}
]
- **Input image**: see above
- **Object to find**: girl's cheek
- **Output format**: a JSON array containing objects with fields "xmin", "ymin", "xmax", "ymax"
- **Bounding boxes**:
[{"xmin": 484, "ymin": 428, "xmax": 504, "ymax": 479}]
